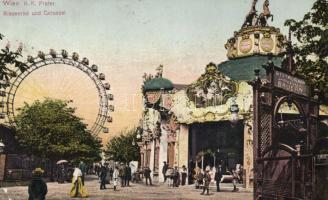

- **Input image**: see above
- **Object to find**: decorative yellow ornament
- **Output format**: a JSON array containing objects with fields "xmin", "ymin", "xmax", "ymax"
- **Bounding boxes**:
[
  {"xmin": 204, "ymin": 112, "xmax": 215, "ymax": 121},
  {"xmin": 260, "ymin": 36, "xmax": 274, "ymax": 52},
  {"xmin": 239, "ymin": 37, "xmax": 253, "ymax": 54}
]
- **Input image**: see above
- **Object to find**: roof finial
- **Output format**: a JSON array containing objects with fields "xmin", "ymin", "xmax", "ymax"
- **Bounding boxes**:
[
  {"xmin": 242, "ymin": 0, "xmax": 258, "ymax": 28},
  {"xmin": 257, "ymin": 0, "xmax": 274, "ymax": 26},
  {"xmin": 282, "ymin": 28, "xmax": 295, "ymax": 73},
  {"xmin": 156, "ymin": 65, "xmax": 163, "ymax": 78}
]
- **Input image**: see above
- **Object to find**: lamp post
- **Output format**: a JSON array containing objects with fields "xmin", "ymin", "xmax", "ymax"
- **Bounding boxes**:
[
  {"xmin": 136, "ymin": 128, "xmax": 141, "ymax": 140},
  {"xmin": 133, "ymin": 127, "xmax": 142, "ymax": 146},
  {"xmin": 0, "ymin": 140, "xmax": 4, "ymax": 154},
  {"xmin": 214, "ymin": 148, "xmax": 220, "ymax": 167},
  {"xmin": 0, "ymin": 139, "xmax": 4, "ymax": 186}
]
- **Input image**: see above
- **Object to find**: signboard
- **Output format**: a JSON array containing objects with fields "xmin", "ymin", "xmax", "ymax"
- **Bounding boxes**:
[{"xmin": 274, "ymin": 71, "xmax": 310, "ymax": 97}]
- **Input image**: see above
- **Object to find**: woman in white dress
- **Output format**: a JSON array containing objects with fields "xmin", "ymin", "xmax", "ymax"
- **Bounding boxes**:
[
  {"xmin": 113, "ymin": 166, "xmax": 119, "ymax": 191},
  {"xmin": 69, "ymin": 167, "xmax": 88, "ymax": 197}
]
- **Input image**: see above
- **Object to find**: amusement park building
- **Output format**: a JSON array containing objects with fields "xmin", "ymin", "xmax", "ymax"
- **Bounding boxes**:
[{"xmin": 138, "ymin": 9, "xmax": 328, "ymax": 189}]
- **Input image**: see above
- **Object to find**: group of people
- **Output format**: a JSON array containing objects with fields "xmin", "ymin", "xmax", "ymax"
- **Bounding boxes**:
[
  {"xmin": 56, "ymin": 161, "xmax": 90, "ymax": 184},
  {"xmin": 161, "ymin": 162, "xmax": 188, "ymax": 187},
  {"xmin": 27, "ymin": 160, "xmax": 243, "ymax": 199},
  {"xmin": 28, "ymin": 161, "xmax": 134, "ymax": 199},
  {"xmin": 193, "ymin": 164, "xmax": 241, "ymax": 195},
  {"xmin": 27, "ymin": 162, "xmax": 89, "ymax": 199},
  {"xmin": 96, "ymin": 162, "xmax": 132, "ymax": 191}
]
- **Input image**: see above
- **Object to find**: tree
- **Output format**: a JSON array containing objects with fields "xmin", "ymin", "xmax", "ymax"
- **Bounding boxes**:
[
  {"xmin": 284, "ymin": 0, "xmax": 328, "ymax": 103},
  {"xmin": 15, "ymin": 98, "xmax": 102, "ymax": 178},
  {"xmin": 0, "ymin": 33, "xmax": 27, "ymax": 88},
  {"xmin": 105, "ymin": 128, "xmax": 140, "ymax": 163}
]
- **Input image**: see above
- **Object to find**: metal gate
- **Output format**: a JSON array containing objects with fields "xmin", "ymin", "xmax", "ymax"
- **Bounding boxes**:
[
  {"xmin": 313, "ymin": 138, "xmax": 328, "ymax": 199},
  {"xmin": 250, "ymin": 56, "xmax": 319, "ymax": 200},
  {"xmin": 257, "ymin": 145, "xmax": 314, "ymax": 199}
]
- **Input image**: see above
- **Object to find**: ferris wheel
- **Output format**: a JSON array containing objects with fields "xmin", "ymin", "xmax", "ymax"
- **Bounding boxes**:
[{"xmin": 0, "ymin": 49, "xmax": 114, "ymax": 135}]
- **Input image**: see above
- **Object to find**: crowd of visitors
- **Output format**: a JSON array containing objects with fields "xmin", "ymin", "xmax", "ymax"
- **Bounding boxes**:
[{"xmin": 26, "ymin": 160, "xmax": 242, "ymax": 199}]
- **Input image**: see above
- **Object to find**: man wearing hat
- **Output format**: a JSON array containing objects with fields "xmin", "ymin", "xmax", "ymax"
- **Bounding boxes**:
[{"xmin": 201, "ymin": 168, "xmax": 211, "ymax": 195}]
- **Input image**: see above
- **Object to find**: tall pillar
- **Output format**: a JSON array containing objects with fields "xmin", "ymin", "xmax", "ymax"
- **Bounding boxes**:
[
  {"xmin": 178, "ymin": 124, "xmax": 189, "ymax": 184},
  {"xmin": 149, "ymin": 140, "xmax": 155, "ymax": 179},
  {"xmin": 191, "ymin": 128, "xmax": 197, "ymax": 165},
  {"xmin": 0, "ymin": 154, "xmax": 6, "ymax": 181},
  {"xmin": 158, "ymin": 126, "xmax": 168, "ymax": 182},
  {"xmin": 174, "ymin": 131, "xmax": 179, "ymax": 167},
  {"xmin": 243, "ymin": 118, "xmax": 254, "ymax": 189}
]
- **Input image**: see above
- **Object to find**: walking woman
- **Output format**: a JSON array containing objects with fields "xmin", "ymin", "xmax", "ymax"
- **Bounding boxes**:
[
  {"xmin": 113, "ymin": 166, "xmax": 119, "ymax": 191},
  {"xmin": 69, "ymin": 166, "xmax": 88, "ymax": 198},
  {"xmin": 28, "ymin": 168, "xmax": 47, "ymax": 200}
]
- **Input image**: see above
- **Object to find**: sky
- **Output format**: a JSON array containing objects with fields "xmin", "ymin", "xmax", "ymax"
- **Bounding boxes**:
[{"xmin": 0, "ymin": 0, "xmax": 315, "ymax": 144}]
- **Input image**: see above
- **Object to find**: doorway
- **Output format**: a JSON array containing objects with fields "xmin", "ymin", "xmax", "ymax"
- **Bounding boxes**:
[{"xmin": 189, "ymin": 121, "xmax": 244, "ymax": 172}]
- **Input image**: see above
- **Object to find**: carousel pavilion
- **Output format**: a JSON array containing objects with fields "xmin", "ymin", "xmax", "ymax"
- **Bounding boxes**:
[{"xmin": 137, "ymin": 1, "xmax": 328, "ymax": 189}]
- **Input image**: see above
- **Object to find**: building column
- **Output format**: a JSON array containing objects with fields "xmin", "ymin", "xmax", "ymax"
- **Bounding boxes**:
[
  {"xmin": 149, "ymin": 140, "xmax": 155, "ymax": 179},
  {"xmin": 178, "ymin": 124, "xmax": 189, "ymax": 184},
  {"xmin": 243, "ymin": 118, "xmax": 254, "ymax": 189},
  {"xmin": 0, "ymin": 154, "xmax": 6, "ymax": 181},
  {"xmin": 158, "ymin": 126, "xmax": 168, "ymax": 182},
  {"xmin": 140, "ymin": 144, "xmax": 145, "ymax": 169},
  {"xmin": 191, "ymin": 127, "xmax": 197, "ymax": 166}
]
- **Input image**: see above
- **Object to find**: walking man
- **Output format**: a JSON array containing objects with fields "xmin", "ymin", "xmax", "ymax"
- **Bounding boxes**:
[
  {"xmin": 78, "ymin": 161, "xmax": 87, "ymax": 185},
  {"xmin": 125, "ymin": 164, "xmax": 132, "ymax": 187},
  {"xmin": 144, "ymin": 167, "xmax": 152, "ymax": 186},
  {"xmin": 99, "ymin": 164, "xmax": 107, "ymax": 190},
  {"xmin": 109, "ymin": 167, "xmax": 114, "ymax": 181},
  {"xmin": 201, "ymin": 169, "xmax": 211, "ymax": 195},
  {"xmin": 173, "ymin": 166, "xmax": 180, "ymax": 187},
  {"xmin": 181, "ymin": 165, "xmax": 187, "ymax": 186},
  {"xmin": 214, "ymin": 165, "xmax": 223, "ymax": 192},
  {"xmin": 162, "ymin": 161, "xmax": 168, "ymax": 183},
  {"xmin": 194, "ymin": 167, "xmax": 203, "ymax": 189},
  {"xmin": 232, "ymin": 169, "xmax": 239, "ymax": 192},
  {"xmin": 119, "ymin": 164, "xmax": 125, "ymax": 187}
]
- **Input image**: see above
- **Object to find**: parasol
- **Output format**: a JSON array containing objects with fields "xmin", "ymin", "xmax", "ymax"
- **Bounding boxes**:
[{"xmin": 56, "ymin": 160, "xmax": 68, "ymax": 165}]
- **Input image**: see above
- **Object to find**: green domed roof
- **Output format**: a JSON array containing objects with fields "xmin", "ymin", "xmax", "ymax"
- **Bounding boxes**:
[
  {"xmin": 143, "ymin": 77, "xmax": 174, "ymax": 92},
  {"xmin": 218, "ymin": 55, "xmax": 283, "ymax": 81}
]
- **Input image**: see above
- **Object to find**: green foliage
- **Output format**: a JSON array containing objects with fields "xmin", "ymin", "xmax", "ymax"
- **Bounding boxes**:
[
  {"xmin": 0, "ymin": 34, "xmax": 27, "ymax": 88},
  {"xmin": 105, "ymin": 128, "xmax": 140, "ymax": 163},
  {"xmin": 285, "ymin": 0, "xmax": 328, "ymax": 103},
  {"xmin": 15, "ymin": 98, "xmax": 102, "ymax": 163}
]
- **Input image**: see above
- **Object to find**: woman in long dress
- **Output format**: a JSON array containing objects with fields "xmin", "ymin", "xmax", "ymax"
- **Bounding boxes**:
[
  {"xmin": 113, "ymin": 166, "xmax": 119, "ymax": 191},
  {"xmin": 28, "ymin": 168, "xmax": 47, "ymax": 200},
  {"xmin": 69, "ymin": 167, "xmax": 88, "ymax": 197}
]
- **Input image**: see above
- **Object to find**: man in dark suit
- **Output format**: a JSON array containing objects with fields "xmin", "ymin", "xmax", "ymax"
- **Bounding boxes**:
[
  {"xmin": 144, "ymin": 167, "xmax": 152, "ymax": 186},
  {"xmin": 99, "ymin": 164, "xmax": 107, "ymax": 190},
  {"xmin": 162, "ymin": 161, "xmax": 168, "ymax": 183},
  {"xmin": 215, "ymin": 165, "xmax": 223, "ymax": 192}
]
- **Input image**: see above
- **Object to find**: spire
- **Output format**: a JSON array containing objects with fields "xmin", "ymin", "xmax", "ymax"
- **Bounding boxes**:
[
  {"xmin": 242, "ymin": 0, "xmax": 258, "ymax": 28},
  {"xmin": 282, "ymin": 29, "xmax": 296, "ymax": 73}
]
